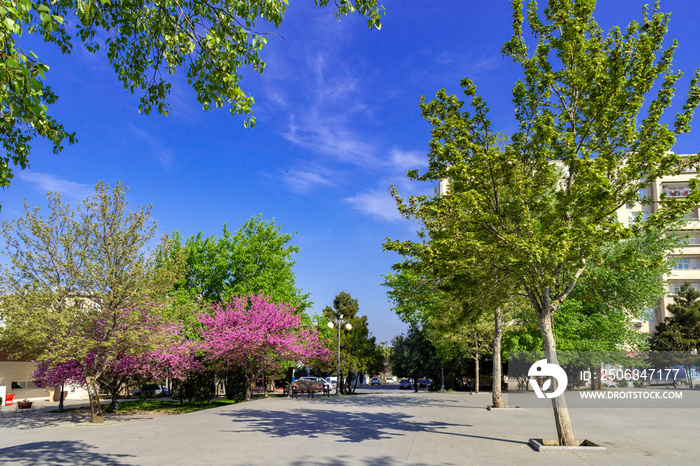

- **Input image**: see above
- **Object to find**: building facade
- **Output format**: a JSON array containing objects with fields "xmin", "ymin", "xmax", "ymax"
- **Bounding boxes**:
[{"xmin": 617, "ymin": 154, "xmax": 700, "ymax": 334}]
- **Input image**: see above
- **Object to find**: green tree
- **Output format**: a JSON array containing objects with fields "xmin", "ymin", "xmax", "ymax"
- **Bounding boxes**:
[
  {"xmin": 319, "ymin": 291, "xmax": 384, "ymax": 394},
  {"xmin": 432, "ymin": 313, "xmax": 492, "ymax": 393},
  {"xmin": 1, "ymin": 1, "xmax": 384, "ymax": 197},
  {"xmin": 168, "ymin": 214, "xmax": 312, "ymax": 311},
  {"xmin": 651, "ymin": 282, "xmax": 700, "ymax": 388},
  {"xmin": 0, "ymin": 181, "xmax": 181, "ymax": 423},
  {"xmin": 653, "ymin": 282, "xmax": 700, "ymax": 351},
  {"xmin": 385, "ymin": 0, "xmax": 700, "ymax": 445},
  {"xmin": 389, "ymin": 325, "xmax": 438, "ymax": 392},
  {"xmin": 383, "ymin": 264, "xmax": 515, "ymax": 404}
]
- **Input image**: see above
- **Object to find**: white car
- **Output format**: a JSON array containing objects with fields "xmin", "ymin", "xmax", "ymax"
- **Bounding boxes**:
[
  {"xmin": 323, "ymin": 377, "xmax": 337, "ymax": 390},
  {"xmin": 298, "ymin": 377, "xmax": 334, "ymax": 391},
  {"xmin": 581, "ymin": 379, "xmax": 617, "ymax": 388}
]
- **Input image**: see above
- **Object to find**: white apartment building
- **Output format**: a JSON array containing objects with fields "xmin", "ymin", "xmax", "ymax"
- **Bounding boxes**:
[{"xmin": 617, "ymin": 154, "xmax": 700, "ymax": 334}]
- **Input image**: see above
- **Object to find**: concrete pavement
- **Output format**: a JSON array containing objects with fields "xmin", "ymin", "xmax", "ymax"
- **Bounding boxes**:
[{"xmin": 1, "ymin": 390, "xmax": 699, "ymax": 465}]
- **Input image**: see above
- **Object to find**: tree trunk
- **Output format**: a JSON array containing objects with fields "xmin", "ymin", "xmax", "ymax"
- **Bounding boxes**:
[
  {"xmin": 441, "ymin": 364, "xmax": 445, "ymax": 392},
  {"xmin": 58, "ymin": 384, "xmax": 65, "ymax": 412},
  {"xmin": 538, "ymin": 310, "xmax": 576, "ymax": 446},
  {"xmin": 245, "ymin": 373, "xmax": 255, "ymax": 401},
  {"xmin": 474, "ymin": 355, "xmax": 479, "ymax": 393},
  {"xmin": 492, "ymin": 307, "xmax": 504, "ymax": 408},
  {"xmin": 351, "ymin": 374, "xmax": 359, "ymax": 394},
  {"xmin": 85, "ymin": 376, "xmax": 104, "ymax": 423},
  {"xmin": 110, "ymin": 386, "xmax": 120, "ymax": 413}
]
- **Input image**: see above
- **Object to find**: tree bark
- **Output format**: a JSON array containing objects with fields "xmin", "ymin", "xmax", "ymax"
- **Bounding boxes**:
[
  {"xmin": 537, "ymin": 310, "xmax": 576, "ymax": 446},
  {"xmin": 441, "ymin": 364, "xmax": 445, "ymax": 392},
  {"xmin": 245, "ymin": 373, "xmax": 255, "ymax": 401},
  {"xmin": 85, "ymin": 376, "xmax": 104, "ymax": 423},
  {"xmin": 58, "ymin": 384, "xmax": 65, "ymax": 412},
  {"xmin": 474, "ymin": 355, "xmax": 479, "ymax": 393},
  {"xmin": 110, "ymin": 385, "xmax": 120, "ymax": 413},
  {"xmin": 492, "ymin": 307, "xmax": 504, "ymax": 408},
  {"xmin": 593, "ymin": 365, "xmax": 602, "ymax": 390}
]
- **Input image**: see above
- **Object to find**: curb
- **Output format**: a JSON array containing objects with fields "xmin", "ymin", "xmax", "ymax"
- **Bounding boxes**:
[{"xmin": 528, "ymin": 438, "xmax": 607, "ymax": 452}]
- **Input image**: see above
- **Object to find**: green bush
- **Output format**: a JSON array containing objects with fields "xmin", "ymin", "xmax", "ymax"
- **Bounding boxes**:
[
  {"xmin": 224, "ymin": 369, "xmax": 247, "ymax": 402},
  {"xmin": 187, "ymin": 371, "xmax": 216, "ymax": 407}
]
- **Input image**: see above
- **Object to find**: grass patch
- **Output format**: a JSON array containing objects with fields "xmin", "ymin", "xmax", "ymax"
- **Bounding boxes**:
[{"xmin": 104, "ymin": 398, "xmax": 245, "ymax": 414}]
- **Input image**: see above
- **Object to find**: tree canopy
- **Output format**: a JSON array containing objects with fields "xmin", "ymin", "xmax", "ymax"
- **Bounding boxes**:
[
  {"xmin": 0, "ymin": 181, "xmax": 182, "ymax": 422},
  {"xmin": 652, "ymin": 282, "xmax": 700, "ymax": 352},
  {"xmin": 167, "ymin": 214, "xmax": 311, "ymax": 312},
  {"xmin": 199, "ymin": 294, "xmax": 329, "ymax": 401},
  {"xmin": 317, "ymin": 291, "xmax": 384, "ymax": 393},
  {"xmin": 1, "ymin": 0, "xmax": 384, "ymax": 196},
  {"xmin": 384, "ymin": 0, "xmax": 700, "ymax": 446},
  {"xmin": 389, "ymin": 325, "xmax": 437, "ymax": 392}
]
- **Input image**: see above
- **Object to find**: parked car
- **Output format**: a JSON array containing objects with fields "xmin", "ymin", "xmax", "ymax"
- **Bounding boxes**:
[
  {"xmin": 370, "ymin": 377, "xmax": 381, "ymax": 385},
  {"xmin": 418, "ymin": 379, "xmax": 432, "ymax": 390},
  {"xmin": 299, "ymin": 377, "xmax": 334, "ymax": 391},
  {"xmin": 323, "ymin": 377, "xmax": 337, "ymax": 390},
  {"xmin": 133, "ymin": 384, "xmax": 168, "ymax": 397},
  {"xmin": 581, "ymin": 379, "xmax": 617, "ymax": 389},
  {"xmin": 386, "ymin": 376, "xmax": 396, "ymax": 384},
  {"xmin": 399, "ymin": 379, "xmax": 412, "ymax": 390}
]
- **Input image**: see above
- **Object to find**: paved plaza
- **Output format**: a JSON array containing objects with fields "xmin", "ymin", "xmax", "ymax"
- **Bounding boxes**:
[{"xmin": 1, "ymin": 390, "xmax": 699, "ymax": 465}]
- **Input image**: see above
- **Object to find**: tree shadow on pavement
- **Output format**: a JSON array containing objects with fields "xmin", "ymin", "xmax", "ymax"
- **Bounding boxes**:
[
  {"xmin": 0, "ymin": 441, "xmax": 134, "ymax": 465},
  {"xmin": 0, "ymin": 412, "xmax": 154, "ymax": 430},
  {"xmin": 219, "ymin": 408, "xmax": 470, "ymax": 443},
  {"xmin": 286, "ymin": 455, "xmax": 446, "ymax": 466},
  {"xmin": 317, "ymin": 394, "xmax": 483, "ymax": 410}
]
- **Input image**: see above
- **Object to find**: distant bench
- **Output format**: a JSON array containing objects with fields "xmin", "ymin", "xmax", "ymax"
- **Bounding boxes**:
[{"xmin": 290, "ymin": 380, "xmax": 330, "ymax": 398}]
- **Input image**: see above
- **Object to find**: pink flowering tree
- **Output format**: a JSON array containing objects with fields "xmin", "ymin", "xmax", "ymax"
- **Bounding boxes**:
[
  {"xmin": 199, "ymin": 294, "xmax": 330, "ymax": 401},
  {"xmin": 35, "ymin": 338, "xmax": 199, "ymax": 411},
  {"xmin": 32, "ymin": 306, "xmax": 198, "ymax": 415}
]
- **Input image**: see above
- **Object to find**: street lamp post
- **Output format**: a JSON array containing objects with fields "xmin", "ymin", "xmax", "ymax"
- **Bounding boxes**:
[{"xmin": 327, "ymin": 315, "xmax": 352, "ymax": 394}]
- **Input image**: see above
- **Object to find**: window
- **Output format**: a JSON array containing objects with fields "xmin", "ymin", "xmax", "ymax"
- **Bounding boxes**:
[
  {"xmin": 686, "ymin": 233, "xmax": 700, "ymax": 245},
  {"xmin": 11, "ymin": 381, "xmax": 38, "ymax": 390},
  {"xmin": 674, "ymin": 259, "xmax": 690, "ymax": 270},
  {"xmin": 685, "ymin": 209, "xmax": 700, "ymax": 221},
  {"xmin": 643, "ymin": 307, "xmax": 655, "ymax": 322},
  {"xmin": 638, "ymin": 187, "xmax": 647, "ymax": 199},
  {"xmin": 663, "ymin": 184, "xmax": 692, "ymax": 197},
  {"xmin": 669, "ymin": 282, "xmax": 700, "ymax": 294}
]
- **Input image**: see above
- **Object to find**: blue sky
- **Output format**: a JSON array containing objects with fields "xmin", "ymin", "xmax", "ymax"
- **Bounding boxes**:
[{"xmin": 3, "ymin": 1, "xmax": 700, "ymax": 344}]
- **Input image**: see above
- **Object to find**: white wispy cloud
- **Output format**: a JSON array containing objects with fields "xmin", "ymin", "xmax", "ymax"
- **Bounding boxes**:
[
  {"xmin": 283, "ymin": 166, "xmax": 336, "ymax": 193},
  {"xmin": 17, "ymin": 172, "xmax": 93, "ymax": 200},
  {"xmin": 285, "ymin": 111, "xmax": 379, "ymax": 167},
  {"xmin": 344, "ymin": 188, "xmax": 402, "ymax": 223},
  {"xmin": 127, "ymin": 123, "xmax": 173, "ymax": 168},
  {"xmin": 344, "ymin": 172, "xmax": 436, "ymax": 224},
  {"xmin": 280, "ymin": 51, "xmax": 381, "ymax": 168},
  {"xmin": 389, "ymin": 148, "xmax": 428, "ymax": 171},
  {"xmin": 472, "ymin": 54, "xmax": 503, "ymax": 72}
]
